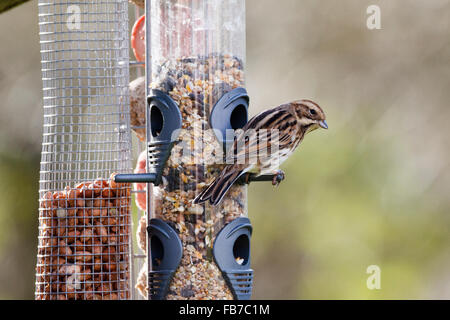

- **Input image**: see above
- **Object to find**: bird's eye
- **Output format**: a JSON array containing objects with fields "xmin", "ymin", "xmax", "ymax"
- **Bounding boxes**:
[{"xmin": 309, "ymin": 109, "xmax": 317, "ymax": 116}]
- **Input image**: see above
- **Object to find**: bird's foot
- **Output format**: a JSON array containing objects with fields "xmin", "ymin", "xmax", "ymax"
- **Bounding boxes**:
[
  {"xmin": 244, "ymin": 172, "xmax": 252, "ymax": 184},
  {"xmin": 272, "ymin": 170, "xmax": 285, "ymax": 186}
]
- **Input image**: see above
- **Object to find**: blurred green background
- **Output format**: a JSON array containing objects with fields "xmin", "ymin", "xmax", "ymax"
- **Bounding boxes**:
[{"xmin": 1, "ymin": 0, "xmax": 450, "ymax": 299}]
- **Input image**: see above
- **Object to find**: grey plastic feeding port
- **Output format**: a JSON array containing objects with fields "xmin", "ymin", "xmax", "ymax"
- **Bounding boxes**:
[
  {"xmin": 147, "ymin": 89, "xmax": 182, "ymax": 185},
  {"xmin": 114, "ymin": 89, "xmax": 182, "ymax": 185},
  {"xmin": 147, "ymin": 219, "xmax": 183, "ymax": 300},
  {"xmin": 213, "ymin": 217, "xmax": 253, "ymax": 300},
  {"xmin": 209, "ymin": 87, "xmax": 249, "ymax": 151}
]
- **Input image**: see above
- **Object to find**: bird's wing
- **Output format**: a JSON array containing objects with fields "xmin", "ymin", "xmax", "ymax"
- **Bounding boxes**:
[{"xmin": 227, "ymin": 104, "xmax": 297, "ymax": 165}]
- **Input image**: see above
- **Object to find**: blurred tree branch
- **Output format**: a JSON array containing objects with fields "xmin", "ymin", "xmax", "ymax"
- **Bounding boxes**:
[{"xmin": 0, "ymin": 0, "xmax": 31, "ymax": 14}]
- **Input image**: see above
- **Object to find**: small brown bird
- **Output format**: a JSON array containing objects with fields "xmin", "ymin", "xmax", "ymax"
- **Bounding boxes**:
[{"xmin": 194, "ymin": 100, "xmax": 328, "ymax": 206}]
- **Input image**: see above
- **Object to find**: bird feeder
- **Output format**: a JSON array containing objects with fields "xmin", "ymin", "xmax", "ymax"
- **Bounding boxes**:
[
  {"xmin": 35, "ymin": 0, "xmax": 132, "ymax": 300},
  {"xmin": 35, "ymin": 0, "xmax": 264, "ymax": 300},
  {"xmin": 147, "ymin": 0, "xmax": 252, "ymax": 300},
  {"xmin": 116, "ymin": 0, "xmax": 254, "ymax": 299}
]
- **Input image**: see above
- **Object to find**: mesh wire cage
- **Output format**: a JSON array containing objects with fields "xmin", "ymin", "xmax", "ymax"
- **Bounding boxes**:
[{"xmin": 35, "ymin": 0, "xmax": 132, "ymax": 300}]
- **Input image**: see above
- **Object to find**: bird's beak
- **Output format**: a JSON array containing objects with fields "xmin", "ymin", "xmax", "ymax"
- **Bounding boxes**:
[{"xmin": 319, "ymin": 120, "xmax": 328, "ymax": 129}]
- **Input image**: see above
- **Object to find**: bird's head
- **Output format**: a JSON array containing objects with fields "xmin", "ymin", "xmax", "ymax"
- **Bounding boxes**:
[{"xmin": 292, "ymin": 99, "xmax": 328, "ymax": 133}]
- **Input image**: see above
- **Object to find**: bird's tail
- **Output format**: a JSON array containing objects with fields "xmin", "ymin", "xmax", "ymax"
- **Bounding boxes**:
[{"xmin": 193, "ymin": 166, "xmax": 245, "ymax": 206}]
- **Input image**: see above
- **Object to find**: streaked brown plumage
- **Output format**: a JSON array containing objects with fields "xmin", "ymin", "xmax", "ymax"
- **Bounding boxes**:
[{"xmin": 193, "ymin": 100, "xmax": 327, "ymax": 206}]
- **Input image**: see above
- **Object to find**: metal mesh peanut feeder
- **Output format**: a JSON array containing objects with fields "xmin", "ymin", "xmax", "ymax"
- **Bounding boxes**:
[{"xmin": 35, "ymin": 0, "xmax": 132, "ymax": 300}]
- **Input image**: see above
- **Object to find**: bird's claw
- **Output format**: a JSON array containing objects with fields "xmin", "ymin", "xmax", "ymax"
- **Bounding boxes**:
[{"xmin": 272, "ymin": 170, "xmax": 285, "ymax": 186}]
